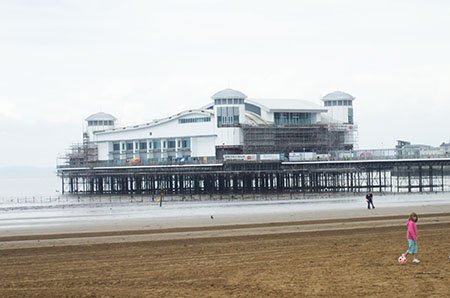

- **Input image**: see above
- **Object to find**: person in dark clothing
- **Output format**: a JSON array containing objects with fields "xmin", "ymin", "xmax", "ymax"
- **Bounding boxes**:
[{"xmin": 365, "ymin": 192, "xmax": 375, "ymax": 209}]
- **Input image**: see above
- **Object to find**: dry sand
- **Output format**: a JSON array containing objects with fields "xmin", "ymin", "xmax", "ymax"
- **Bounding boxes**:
[{"xmin": 1, "ymin": 205, "xmax": 450, "ymax": 297}]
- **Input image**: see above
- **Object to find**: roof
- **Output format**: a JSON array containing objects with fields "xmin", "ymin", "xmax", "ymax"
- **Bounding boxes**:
[
  {"xmin": 321, "ymin": 91, "xmax": 355, "ymax": 101},
  {"xmin": 244, "ymin": 112, "xmax": 270, "ymax": 125},
  {"xmin": 85, "ymin": 112, "xmax": 117, "ymax": 121},
  {"xmin": 211, "ymin": 88, "xmax": 247, "ymax": 100},
  {"xmin": 247, "ymin": 98, "xmax": 327, "ymax": 112},
  {"xmin": 95, "ymin": 109, "xmax": 213, "ymax": 135}
]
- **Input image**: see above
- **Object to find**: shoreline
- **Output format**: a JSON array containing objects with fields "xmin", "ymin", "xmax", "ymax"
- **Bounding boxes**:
[{"xmin": 1, "ymin": 189, "xmax": 447, "ymax": 204}]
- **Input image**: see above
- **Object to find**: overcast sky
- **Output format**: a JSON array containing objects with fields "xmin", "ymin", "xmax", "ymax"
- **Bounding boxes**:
[{"xmin": 1, "ymin": 0, "xmax": 449, "ymax": 167}]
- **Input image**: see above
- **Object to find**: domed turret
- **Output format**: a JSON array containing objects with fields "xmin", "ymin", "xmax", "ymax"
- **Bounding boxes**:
[
  {"xmin": 211, "ymin": 88, "xmax": 247, "ymax": 100},
  {"xmin": 322, "ymin": 91, "xmax": 355, "ymax": 102},
  {"xmin": 212, "ymin": 89, "xmax": 247, "ymax": 127},
  {"xmin": 321, "ymin": 91, "xmax": 355, "ymax": 124},
  {"xmin": 84, "ymin": 112, "xmax": 117, "ymax": 142}
]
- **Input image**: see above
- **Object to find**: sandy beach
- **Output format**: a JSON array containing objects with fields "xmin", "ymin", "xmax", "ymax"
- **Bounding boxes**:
[{"xmin": 1, "ymin": 194, "xmax": 450, "ymax": 297}]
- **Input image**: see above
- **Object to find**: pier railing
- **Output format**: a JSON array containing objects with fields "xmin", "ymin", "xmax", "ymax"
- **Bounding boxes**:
[{"xmin": 57, "ymin": 148, "xmax": 450, "ymax": 169}]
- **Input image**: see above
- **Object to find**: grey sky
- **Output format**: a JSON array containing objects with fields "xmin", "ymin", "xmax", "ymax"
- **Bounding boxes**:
[{"xmin": 1, "ymin": 0, "xmax": 449, "ymax": 167}]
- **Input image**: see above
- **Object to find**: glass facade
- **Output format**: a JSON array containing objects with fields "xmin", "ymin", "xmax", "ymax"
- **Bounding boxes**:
[
  {"xmin": 274, "ymin": 112, "xmax": 313, "ymax": 126},
  {"xmin": 217, "ymin": 106, "xmax": 239, "ymax": 126}
]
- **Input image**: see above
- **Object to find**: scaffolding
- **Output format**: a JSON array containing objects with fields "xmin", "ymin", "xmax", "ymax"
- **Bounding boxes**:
[
  {"xmin": 59, "ymin": 133, "xmax": 98, "ymax": 167},
  {"xmin": 242, "ymin": 123, "xmax": 354, "ymax": 155}
]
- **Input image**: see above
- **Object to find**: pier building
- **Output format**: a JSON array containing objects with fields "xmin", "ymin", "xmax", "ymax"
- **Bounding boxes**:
[{"xmin": 63, "ymin": 89, "xmax": 357, "ymax": 166}]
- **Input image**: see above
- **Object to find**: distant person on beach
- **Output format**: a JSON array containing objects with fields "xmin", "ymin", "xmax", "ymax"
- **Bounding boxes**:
[
  {"xmin": 402, "ymin": 212, "xmax": 420, "ymax": 264},
  {"xmin": 365, "ymin": 192, "xmax": 375, "ymax": 209}
]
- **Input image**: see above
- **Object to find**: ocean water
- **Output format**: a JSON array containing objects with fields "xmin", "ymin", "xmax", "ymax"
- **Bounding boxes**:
[{"xmin": 0, "ymin": 168, "xmax": 60, "ymax": 198}]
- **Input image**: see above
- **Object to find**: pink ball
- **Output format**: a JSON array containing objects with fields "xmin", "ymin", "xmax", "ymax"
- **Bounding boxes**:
[{"xmin": 398, "ymin": 255, "xmax": 407, "ymax": 265}]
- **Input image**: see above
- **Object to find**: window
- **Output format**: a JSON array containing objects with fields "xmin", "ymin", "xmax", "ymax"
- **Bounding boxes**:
[
  {"xmin": 168, "ymin": 139, "xmax": 176, "ymax": 149},
  {"xmin": 113, "ymin": 143, "xmax": 120, "ymax": 151},
  {"xmin": 245, "ymin": 103, "xmax": 261, "ymax": 115},
  {"xmin": 215, "ymin": 98, "xmax": 244, "ymax": 105},
  {"xmin": 139, "ymin": 142, "xmax": 147, "ymax": 150},
  {"xmin": 348, "ymin": 108, "xmax": 354, "ymax": 124},
  {"xmin": 274, "ymin": 112, "xmax": 312, "ymax": 126},
  {"xmin": 181, "ymin": 138, "xmax": 190, "ymax": 148},
  {"xmin": 126, "ymin": 142, "xmax": 133, "ymax": 151},
  {"xmin": 217, "ymin": 106, "xmax": 239, "ymax": 127},
  {"xmin": 338, "ymin": 100, "xmax": 343, "ymax": 106},
  {"xmin": 178, "ymin": 117, "xmax": 211, "ymax": 124},
  {"xmin": 153, "ymin": 141, "xmax": 161, "ymax": 149}
]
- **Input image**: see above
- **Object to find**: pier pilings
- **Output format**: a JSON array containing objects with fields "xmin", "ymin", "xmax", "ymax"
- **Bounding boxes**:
[{"xmin": 58, "ymin": 158, "xmax": 450, "ymax": 196}]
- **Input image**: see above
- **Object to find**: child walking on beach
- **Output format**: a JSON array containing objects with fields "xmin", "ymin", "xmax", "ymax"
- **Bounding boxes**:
[{"xmin": 402, "ymin": 212, "xmax": 420, "ymax": 264}]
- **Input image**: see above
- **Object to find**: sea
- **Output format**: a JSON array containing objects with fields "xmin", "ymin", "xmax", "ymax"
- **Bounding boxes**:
[{"xmin": 0, "ymin": 167, "xmax": 60, "ymax": 198}]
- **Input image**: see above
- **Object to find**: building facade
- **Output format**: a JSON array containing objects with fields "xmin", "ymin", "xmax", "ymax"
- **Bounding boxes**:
[{"xmin": 67, "ymin": 89, "xmax": 358, "ymax": 165}]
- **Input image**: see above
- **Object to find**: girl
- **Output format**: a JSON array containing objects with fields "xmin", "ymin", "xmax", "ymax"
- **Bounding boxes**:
[{"xmin": 402, "ymin": 212, "xmax": 420, "ymax": 264}]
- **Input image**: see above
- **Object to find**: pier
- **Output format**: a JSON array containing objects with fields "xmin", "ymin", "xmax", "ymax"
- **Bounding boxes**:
[{"xmin": 57, "ymin": 158, "xmax": 450, "ymax": 196}]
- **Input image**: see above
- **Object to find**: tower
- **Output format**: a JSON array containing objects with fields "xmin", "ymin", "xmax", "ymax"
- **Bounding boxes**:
[
  {"xmin": 321, "ymin": 91, "xmax": 355, "ymax": 124},
  {"xmin": 84, "ymin": 112, "xmax": 117, "ymax": 142},
  {"xmin": 211, "ymin": 88, "xmax": 247, "ymax": 158}
]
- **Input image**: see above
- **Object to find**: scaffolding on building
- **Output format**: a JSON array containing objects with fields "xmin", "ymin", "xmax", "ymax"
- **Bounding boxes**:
[
  {"xmin": 241, "ymin": 123, "xmax": 355, "ymax": 155},
  {"xmin": 59, "ymin": 133, "xmax": 98, "ymax": 167}
]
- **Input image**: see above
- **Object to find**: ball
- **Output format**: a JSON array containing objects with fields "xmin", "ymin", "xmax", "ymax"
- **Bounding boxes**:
[{"xmin": 398, "ymin": 255, "xmax": 407, "ymax": 265}]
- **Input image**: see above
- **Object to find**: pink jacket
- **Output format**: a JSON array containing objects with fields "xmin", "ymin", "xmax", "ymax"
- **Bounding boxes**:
[{"xmin": 406, "ymin": 220, "xmax": 418, "ymax": 241}]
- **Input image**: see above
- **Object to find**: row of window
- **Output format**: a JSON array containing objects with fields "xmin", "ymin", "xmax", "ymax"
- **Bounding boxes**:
[
  {"xmin": 324, "ymin": 100, "xmax": 353, "ymax": 107},
  {"xmin": 178, "ymin": 117, "xmax": 211, "ymax": 124},
  {"xmin": 88, "ymin": 120, "xmax": 114, "ymax": 126},
  {"xmin": 112, "ymin": 138, "xmax": 191, "ymax": 152},
  {"xmin": 217, "ymin": 106, "xmax": 240, "ymax": 126},
  {"xmin": 214, "ymin": 98, "xmax": 245, "ymax": 105},
  {"xmin": 274, "ymin": 112, "xmax": 313, "ymax": 126}
]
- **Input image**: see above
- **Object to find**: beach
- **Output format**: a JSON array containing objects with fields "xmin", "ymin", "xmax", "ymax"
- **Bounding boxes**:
[{"xmin": 1, "ymin": 193, "xmax": 450, "ymax": 297}]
